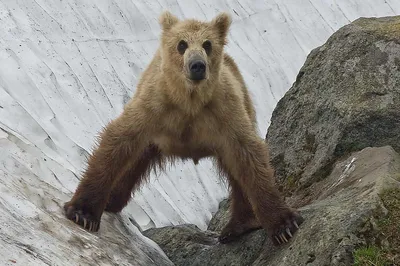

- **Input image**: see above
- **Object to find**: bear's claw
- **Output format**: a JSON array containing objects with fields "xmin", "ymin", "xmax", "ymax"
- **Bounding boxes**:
[
  {"xmin": 64, "ymin": 203, "xmax": 100, "ymax": 232},
  {"xmin": 270, "ymin": 212, "xmax": 304, "ymax": 245}
]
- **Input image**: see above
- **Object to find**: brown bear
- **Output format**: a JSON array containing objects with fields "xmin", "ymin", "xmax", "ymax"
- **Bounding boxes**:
[{"xmin": 64, "ymin": 11, "xmax": 303, "ymax": 245}]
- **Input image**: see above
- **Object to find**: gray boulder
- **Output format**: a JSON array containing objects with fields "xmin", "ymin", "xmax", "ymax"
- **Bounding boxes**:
[
  {"xmin": 144, "ymin": 146, "xmax": 400, "ymax": 265},
  {"xmin": 266, "ymin": 16, "xmax": 400, "ymax": 188},
  {"xmin": 144, "ymin": 224, "xmax": 267, "ymax": 266}
]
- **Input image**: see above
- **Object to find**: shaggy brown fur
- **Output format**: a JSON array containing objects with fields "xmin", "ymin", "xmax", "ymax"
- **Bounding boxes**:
[{"xmin": 64, "ymin": 11, "xmax": 303, "ymax": 245}]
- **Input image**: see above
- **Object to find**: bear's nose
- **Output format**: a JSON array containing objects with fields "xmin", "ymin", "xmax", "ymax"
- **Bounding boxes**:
[{"xmin": 189, "ymin": 60, "xmax": 206, "ymax": 80}]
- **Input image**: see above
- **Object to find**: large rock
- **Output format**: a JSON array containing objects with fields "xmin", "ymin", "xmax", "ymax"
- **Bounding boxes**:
[
  {"xmin": 266, "ymin": 16, "xmax": 400, "ymax": 188},
  {"xmin": 144, "ymin": 146, "xmax": 400, "ymax": 265},
  {"xmin": 254, "ymin": 146, "xmax": 400, "ymax": 266}
]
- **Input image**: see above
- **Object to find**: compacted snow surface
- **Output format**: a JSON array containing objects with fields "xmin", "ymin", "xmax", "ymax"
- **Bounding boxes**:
[{"xmin": 0, "ymin": 0, "xmax": 399, "ymax": 265}]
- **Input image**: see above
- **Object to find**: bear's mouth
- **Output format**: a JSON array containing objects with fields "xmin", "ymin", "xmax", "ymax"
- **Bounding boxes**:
[{"xmin": 190, "ymin": 73, "xmax": 206, "ymax": 81}]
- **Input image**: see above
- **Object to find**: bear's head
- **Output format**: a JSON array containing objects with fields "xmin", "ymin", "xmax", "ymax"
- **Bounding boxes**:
[{"xmin": 159, "ymin": 11, "xmax": 232, "ymax": 90}]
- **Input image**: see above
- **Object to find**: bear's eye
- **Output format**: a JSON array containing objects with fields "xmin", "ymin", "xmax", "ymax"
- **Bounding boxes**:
[
  {"xmin": 177, "ymin": 40, "xmax": 188, "ymax": 55},
  {"xmin": 202, "ymin": 40, "xmax": 212, "ymax": 55}
]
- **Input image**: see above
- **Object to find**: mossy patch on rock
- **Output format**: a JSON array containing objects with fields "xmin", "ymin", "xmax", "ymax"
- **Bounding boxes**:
[
  {"xmin": 353, "ymin": 246, "xmax": 389, "ymax": 266},
  {"xmin": 353, "ymin": 187, "xmax": 400, "ymax": 265}
]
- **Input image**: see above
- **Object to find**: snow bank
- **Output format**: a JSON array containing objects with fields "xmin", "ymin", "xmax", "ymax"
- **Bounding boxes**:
[{"xmin": 0, "ymin": 0, "xmax": 398, "ymax": 264}]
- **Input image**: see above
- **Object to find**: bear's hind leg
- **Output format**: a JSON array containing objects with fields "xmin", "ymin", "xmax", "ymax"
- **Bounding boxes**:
[
  {"xmin": 219, "ymin": 176, "xmax": 261, "ymax": 243},
  {"xmin": 105, "ymin": 144, "xmax": 162, "ymax": 213},
  {"xmin": 217, "ymin": 135, "xmax": 304, "ymax": 245}
]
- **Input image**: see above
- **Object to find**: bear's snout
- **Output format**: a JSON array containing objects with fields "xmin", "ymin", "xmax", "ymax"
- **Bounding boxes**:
[{"xmin": 189, "ymin": 60, "xmax": 206, "ymax": 81}]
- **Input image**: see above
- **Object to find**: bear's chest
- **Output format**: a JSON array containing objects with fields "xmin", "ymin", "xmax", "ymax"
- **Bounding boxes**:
[
  {"xmin": 153, "ymin": 134, "xmax": 212, "ymax": 161},
  {"xmin": 154, "ymin": 124, "xmax": 199, "ymax": 152},
  {"xmin": 153, "ymin": 110, "xmax": 219, "ymax": 158},
  {"xmin": 179, "ymin": 123, "xmax": 194, "ymax": 143}
]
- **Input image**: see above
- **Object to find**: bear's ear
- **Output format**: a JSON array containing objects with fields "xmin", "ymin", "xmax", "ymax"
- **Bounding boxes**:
[
  {"xmin": 159, "ymin": 11, "xmax": 179, "ymax": 31},
  {"xmin": 211, "ymin": 12, "xmax": 232, "ymax": 41}
]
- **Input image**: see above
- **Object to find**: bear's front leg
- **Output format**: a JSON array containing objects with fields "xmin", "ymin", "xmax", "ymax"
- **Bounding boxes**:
[
  {"xmin": 105, "ymin": 144, "xmax": 162, "ymax": 213},
  {"xmin": 217, "ymin": 133, "xmax": 304, "ymax": 245},
  {"xmin": 64, "ymin": 110, "xmax": 149, "ymax": 232}
]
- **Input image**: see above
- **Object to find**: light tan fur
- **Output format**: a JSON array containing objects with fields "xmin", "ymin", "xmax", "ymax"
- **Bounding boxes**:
[{"xmin": 64, "ymin": 11, "xmax": 303, "ymax": 245}]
